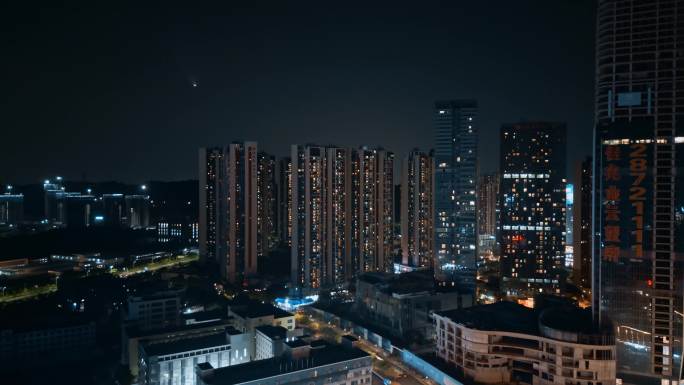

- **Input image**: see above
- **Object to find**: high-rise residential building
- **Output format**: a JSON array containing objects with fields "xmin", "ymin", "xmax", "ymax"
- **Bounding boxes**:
[
  {"xmin": 373, "ymin": 148, "xmax": 395, "ymax": 274},
  {"xmin": 291, "ymin": 145, "xmax": 324, "ymax": 290},
  {"xmin": 125, "ymin": 195, "xmax": 150, "ymax": 229},
  {"xmin": 291, "ymin": 145, "xmax": 351, "ymax": 291},
  {"xmin": 102, "ymin": 193, "xmax": 125, "ymax": 227},
  {"xmin": 434, "ymin": 100, "xmax": 478, "ymax": 288},
  {"xmin": 278, "ymin": 157, "xmax": 292, "ymax": 246},
  {"xmin": 223, "ymin": 142, "xmax": 258, "ymax": 284},
  {"xmin": 593, "ymin": 1, "xmax": 684, "ymax": 382},
  {"xmin": 573, "ymin": 157, "xmax": 592, "ymax": 291},
  {"xmin": 257, "ymin": 152, "xmax": 277, "ymax": 257},
  {"xmin": 477, "ymin": 173, "xmax": 500, "ymax": 244},
  {"xmin": 499, "ymin": 122, "xmax": 567, "ymax": 298},
  {"xmin": 290, "ymin": 145, "xmax": 395, "ymax": 291},
  {"xmin": 350, "ymin": 147, "xmax": 395, "ymax": 275},
  {"xmin": 401, "ymin": 149, "xmax": 435, "ymax": 269},
  {"xmin": 199, "ymin": 147, "xmax": 224, "ymax": 264},
  {"xmin": 325, "ymin": 146, "xmax": 352, "ymax": 287},
  {"xmin": 198, "ymin": 143, "xmax": 258, "ymax": 284},
  {"xmin": 0, "ymin": 193, "xmax": 23, "ymax": 226}
]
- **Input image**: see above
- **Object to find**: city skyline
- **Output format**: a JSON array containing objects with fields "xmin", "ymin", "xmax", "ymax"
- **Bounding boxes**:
[{"xmin": 1, "ymin": 2, "xmax": 681, "ymax": 385}]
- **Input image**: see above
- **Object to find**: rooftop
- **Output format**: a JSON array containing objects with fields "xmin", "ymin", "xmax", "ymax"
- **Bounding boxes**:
[
  {"xmin": 357, "ymin": 270, "xmax": 460, "ymax": 295},
  {"xmin": 128, "ymin": 285, "xmax": 185, "ymax": 302},
  {"xmin": 142, "ymin": 330, "xmax": 229, "ymax": 357},
  {"xmin": 436, "ymin": 302, "xmax": 612, "ymax": 340},
  {"xmin": 200, "ymin": 343, "xmax": 370, "ymax": 385},
  {"xmin": 256, "ymin": 325, "xmax": 287, "ymax": 340},
  {"xmin": 284, "ymin": 339, "xmax": 308, "ymax": 348},
  {"xmin": 183, "ymin": 308, "xmax": 225, "ymax": 323},
  {"xmin": 437, "ymin": 302, "xmax": 538, "ymax": 335},
  {"xmin": 229, "ymin": 299, "xmax": 293, "ymax": 319},
  {"xmin": 126, "ymin": 317, "xmax": 234, "ymax": 338}
]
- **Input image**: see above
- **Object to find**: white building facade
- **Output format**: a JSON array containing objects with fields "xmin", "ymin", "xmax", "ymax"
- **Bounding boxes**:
[{"xmin": 434, "ymin": 303, "xmax": 616, "ymax": 385}]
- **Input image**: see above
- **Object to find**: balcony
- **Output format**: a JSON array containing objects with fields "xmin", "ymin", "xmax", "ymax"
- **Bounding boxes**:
[
  {"xmin": 491, "ymin": 346, "xmax": 525, "ymax": 357},
  {"xmin": 577, "ymin": 371, "xmax": 594, "ymax": 381},
  {"xmin": 561, "ymin": 358, "xmax": 577, "ymax": 368}
]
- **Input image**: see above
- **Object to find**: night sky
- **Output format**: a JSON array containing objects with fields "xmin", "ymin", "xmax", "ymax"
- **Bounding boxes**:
[{"xmin": 1, "ymin": 1, "xmax": 595, "ymax": 184}]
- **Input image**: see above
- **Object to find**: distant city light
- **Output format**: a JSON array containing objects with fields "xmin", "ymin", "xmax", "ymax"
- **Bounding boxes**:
[
  {"xmin": 141, "ymin": 184, "xmax": 147, "ymax": 191},
  {"xmin": 87, "ymin": 188, "xmax": 92, "ymax": 194}
]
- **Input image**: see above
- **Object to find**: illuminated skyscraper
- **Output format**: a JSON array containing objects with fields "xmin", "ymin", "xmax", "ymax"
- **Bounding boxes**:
[
  {"xmin": 593, "ymin": 1, "xmax": 684, "ymax": 382},
  {"xmin": 257, "ymin": 152, "xmax": 277, "ymax": 257},
  {"xmin": 224, "ymin": 142, "xmax": 258, "ymax": 284},
  {"xmin": 291, "ymin": 144, "xmax": 337, "ymax": 290},
  {"xmin": 351, "ymin": 147, "xmax": 395, "ymax": 275},
  {"xmin": 434, "ymin": 100, "xmax": 478, "ymax": 288},
  {"xmin": 199, "ymin": 147, "xmax": 224, "ymax": 264},
  {"xmin": 290, "ymin": 145, "xmax": 395, "ymax": 291},
  {"xmin": 477, "ymin": 173, "xmax": 500, "ymax": 249},
  {"xmin": 499, "ymin": 122, "xmax": 567, "ymax": 298},
  {"xmin": 324, "ymin": 146, "xmax": 352, "ymax": 286},
  {"xmin": 199, "ymin": 143, "xmax": 258, "ymax": 284},
  {"xmin": 401, "ymin": 149, "xmax": 435, "ymax": 269},
  {"xmin": 278, "ymin": 157, "xmax": 292, "ymax": 246}
]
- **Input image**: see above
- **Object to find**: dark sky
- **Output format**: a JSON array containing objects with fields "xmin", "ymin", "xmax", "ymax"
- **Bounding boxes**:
[{"xmin": 1, "ymin": 1, "xmax": 595, "ymax": 184}]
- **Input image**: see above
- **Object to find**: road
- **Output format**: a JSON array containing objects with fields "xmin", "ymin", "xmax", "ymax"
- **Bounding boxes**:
[
  {"xmin": 0, "ymin": 283, "xmax": 57, "ymax": 303},
  {"xmin": 300, "ymin": 313, "xmax": 437, "ymax": 385},
  {"xmin": 115, "ymin": 254, "xmax": 198, "ymax": 278},
  {"xmin": 0, "ymin": 254, "xmax": 197, "ymax": 303}
]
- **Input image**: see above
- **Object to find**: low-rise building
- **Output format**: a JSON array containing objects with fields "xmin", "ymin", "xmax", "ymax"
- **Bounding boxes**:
[
  {"xmin": 434, "ymin": 302, "xmax": 616, "ymax": 385},
  {"xmin": 126, "ymin": 287, "xmax": 184, "ymax": 331},
  {"xmin": 354, "ymin": 271, "xmax": 473, "ymax": 341},
  {"xmin": 228, "ymin": 299, "xmax": 295, "ymax": 333},
  {"xmin": 123, "ymin": 318, "xmax": 236, "ymax": 379},
  {"xmin": 196, "ymin": 341, "xmax": 372, "ymax": 385},
  {"xmin": 157, "ymin": 220, "xmax": 199, "ymax": 244},
  {"xmin": 255, "ymin": 325, "xmax": 288, "ymax": 360},
  {"xmin": 139, "ymin": 327, "xmax": 250, "ymax": 385}
]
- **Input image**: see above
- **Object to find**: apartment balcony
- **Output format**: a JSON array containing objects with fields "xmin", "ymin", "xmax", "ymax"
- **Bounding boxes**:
[
  {"xmin": 576, "ymin": 371, "xmax": 594, "ymax": 381},
  {"xmin": 561, "ymin": 358, "xmax": 578, "ymax": 368}
]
